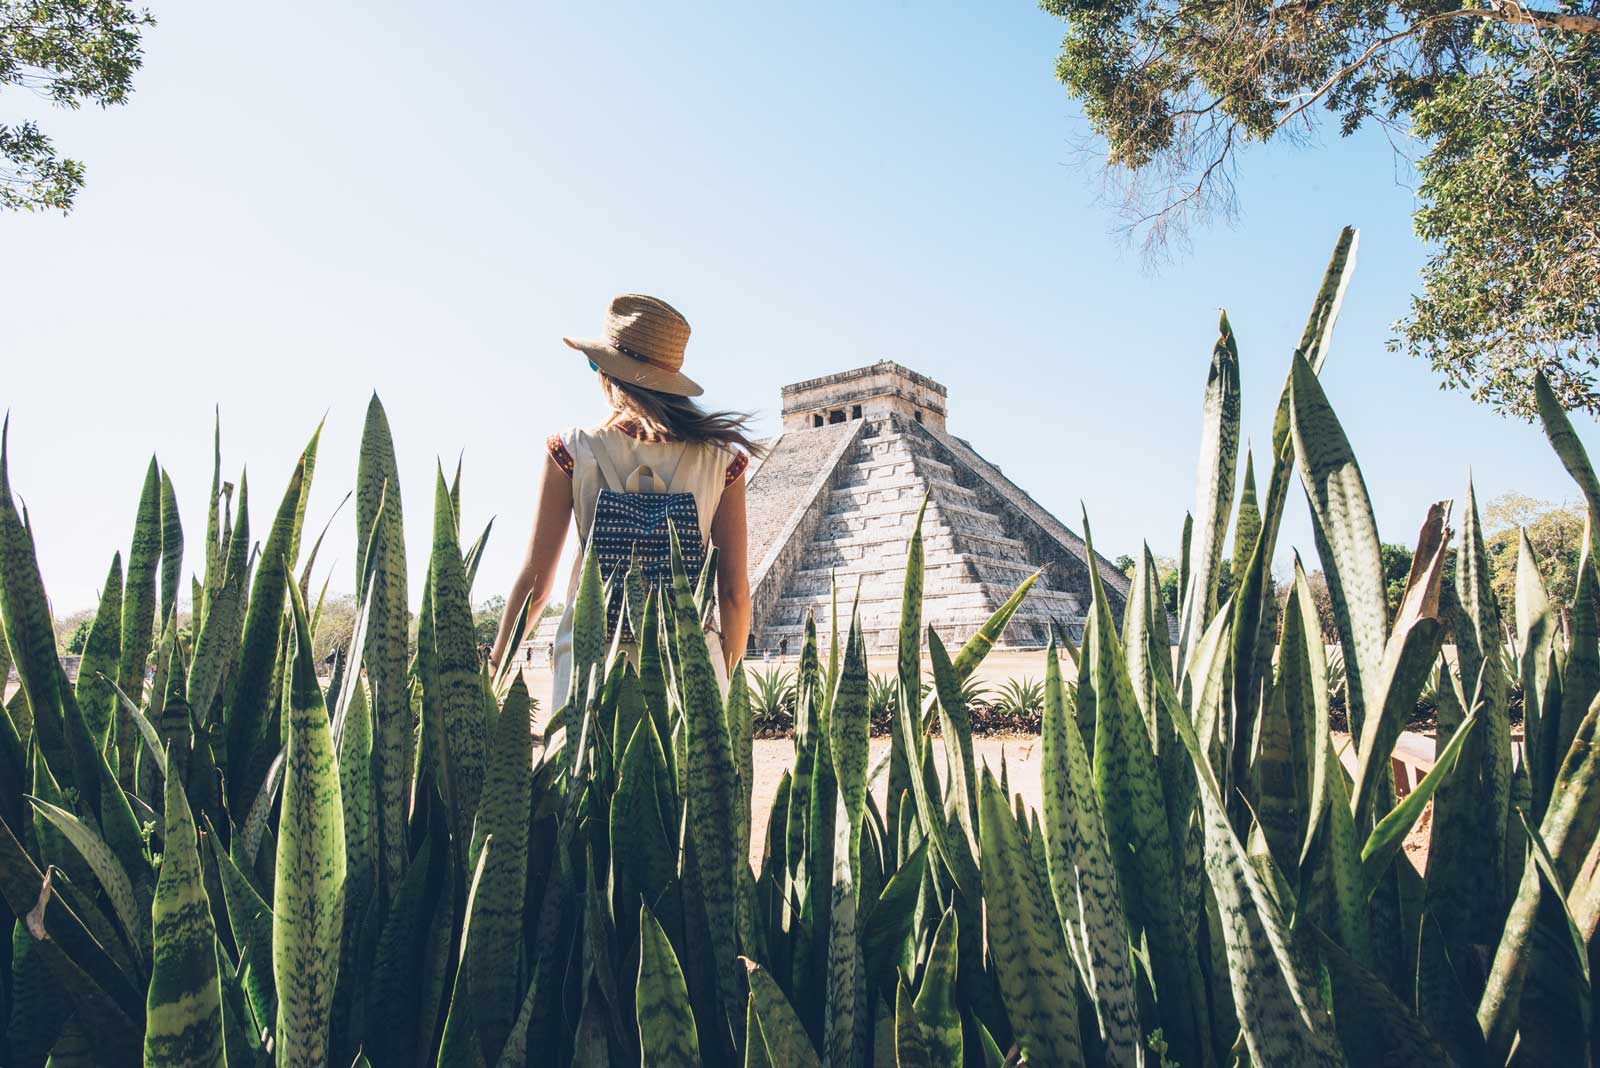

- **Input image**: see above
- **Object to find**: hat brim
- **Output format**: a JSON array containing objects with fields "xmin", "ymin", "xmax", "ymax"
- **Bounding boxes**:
[{"xmin": 564, "ymin": 337, "xmax": 704, "ymax": 397}]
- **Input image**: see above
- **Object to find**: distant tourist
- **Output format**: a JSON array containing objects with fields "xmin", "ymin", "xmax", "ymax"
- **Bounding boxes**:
[
  {"xmin": 486, "ymin": 294, "xmax": 764, "ymax": 709},
  {"xmin": 779, "ymin": 636, "xmax": 789, "ymax": 658}
]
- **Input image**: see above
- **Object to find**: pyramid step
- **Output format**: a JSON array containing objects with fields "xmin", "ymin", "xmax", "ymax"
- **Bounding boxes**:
[{"xmin": 802, "ymin": 527, "xmax": 1029, "ymax": 565}]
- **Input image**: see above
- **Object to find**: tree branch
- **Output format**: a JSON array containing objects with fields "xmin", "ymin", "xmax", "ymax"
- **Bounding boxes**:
[{"xmin": 1275, "ymin": 4, "xmax": 1600, "ymax": 132}]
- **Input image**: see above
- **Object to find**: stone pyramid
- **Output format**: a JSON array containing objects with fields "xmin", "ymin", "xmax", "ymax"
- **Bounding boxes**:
[{"xmin": 744, "ymin": 362, "xmax": 1130, "ymax": 653}]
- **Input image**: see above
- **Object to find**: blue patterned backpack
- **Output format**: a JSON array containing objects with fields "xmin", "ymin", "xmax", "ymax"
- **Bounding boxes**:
[{"xmin": 587, "ymin": 437, "xmax": 705, "ymax": 639}]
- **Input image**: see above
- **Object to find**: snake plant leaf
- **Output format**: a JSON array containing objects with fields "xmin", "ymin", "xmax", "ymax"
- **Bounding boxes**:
[
  {"xmin": 742, "ymin": 993, "xmax": 774, "ymax": 1068},
  {"xmin": 951, "ymin": 569, "xmax": 1040, "ymax": 681},
  {"xmin": 890, "ymin": 500, "xmax": 964, "ymax": 892},
  {"xmin": 1350, "ymin": 502, "xmax": 1451, "ymax": 828},
  {"xmin": 1508, "ymin": 810, "xmax": 1592, "ymax": 1067},
  {"xmin": 11, "ymin": 915, "xmax": 72, "ymax": 1067},
  {"xmin": 1253, "ymin": 227, "xmax": 1358, "ymax": 604},
  {"xmin": 861, "ymin": 841, "xmax": 927, "ymax": 995},
  {"xmin": 0, "ymin": 789, "xmax": 146, "ymax": 1031},
  {"xmin": 910, "ymin": 906, "xmax": 961, "ymax": 1067},
  {"xmin": 158, "ymin": 468, "xmax": 184, "ymax": 634},
  {"xmin": 1517, "ymin": 532, "xmax": 1563, "ymax": 816},
  {"xmin": 1081, "ymin": 510, "xmax": 1207, "ymax": 1066},
  {"xmin": 273, "ymin": 574, "xmax": 346, "ymax": 1068},
  {"xmin": 822, "ymin": 613, "xmax": 872, "ymax": 1068},
  {"xmin": 335, "ymin": 673, "xmax": 376, "ymax": 1051},
  {"xmin": 1430, "ymin": 478, "xmax": 1513, "ymax": 947},
  {"xmin": 977, "ymin": 767, "xmax": 1086, "ymax": 1068},
  {"xmin": 431, "ymin": 463, "xmax": 489, "ymax": 845},
  {"xmin": 892, "ymin": 977, "xmax": 933, "ymax": 1068},
  {"xmin": 1360, "ymin": 714, "xmax": 1478, "ymax": 895},
  {"xmin": 1288, "ymin": 351, "xmax": 1387, "ymax": 744},
  {"xmin": 927, "ymin": 627, "xmax": 979, "ymax": 856},
  {"xmin": 1176, "ymin": 311, "xmax": 1241, "ymax": 671},
  {"xmin": 729, "ymin": 664, "xmax": 755, "ymax": 918},
  {"xmin": 1534, "ymin": 371, "xmax": 1600, "ymax": 550},
  {"xmin": 1171, "ymin": 702, "xmax": 1342, "ymax": 1066},
  {"xmin": 464, "ymin": 674, "xmax": 534, "ymax": 1057},
  {"xmin": 569, "ymin": 540, "xmax": 605, "ymax": 732},
  {"xmin": 668, "ymin": 523, "xmax": 745, "ymax": 1051},
  {"xmin": 0, "ymin": 421, "xmax": 71, "ymax": 775},
  {"xmin": 363, "ymin": 817, "xmax": 443, "ymax": 1068},
  {"xmin": 188, "ymin": 471, "xmax": 250, "ymax": 731},
  {"xmin": 28, "ymin": 796, "xmax": 148, "ymax": 966},
  {"xmin": 111, "ymin": 454, "xmax": 162, "ymax": 781},
  {"xmin": 144, "ymin": 752, "xmax": 226, "ymax": 1068},
  {"xmin": 1313, "ymin": 926, "xmax": 1455, "ymax": 1067},
  {"xmin": 831, "ymin": 615, "xmax": 871, "ymax": 889},
  {"xmin": 74, "ymin": 554, "xmax": 122, "ymax": 752},
  {"xmin": 437, "ymin": 840, "xmax": 494, "ymax": 1068},
  {"xmin": 462, "ymin": 517, "xmax": 494, "ymax": 594},
  {"xmin": 1038, "ymin": 638, "xmax": 1139, "ymax": 1066},
  {"xmin": 209, "ymin": 825, "xmax": 276, "ymax": 1035},
  {"xmin": 637, "ymin": 902, "xmax": 700, "ymax": 1066},
  {"xmin": 611, "ymin": 714, "xmax": 679, "ymax": 941},
  {"xmin": 356, "ymin": 397, "xmax": 413, "ymax": 903},
  {"xmin": 225, "ymin": 447, "xmax": 307, "ymax": 811},
  {"xmin": 1479, "ymin": 693, "xmax": 1600, "ymax": 1062},
  {"xmin": 1563, "ymin": 538, "xmax": 1599, "ymax": 765},
  {"xmin": 822, "ymin": 812, "xmax": 866, "ymax": 1068},
  {"xmin": 1123, "ymin": 544, "xmax": 1171, "ymax": 753},
  {"xmin": 742, "ymin": 958, "xmax": 822, "ymax": 1068}
]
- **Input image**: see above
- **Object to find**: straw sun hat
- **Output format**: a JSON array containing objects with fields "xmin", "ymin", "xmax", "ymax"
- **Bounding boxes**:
[{"xmin": 563, "ymin": 293, "xmax": 704, "ymax": 398}]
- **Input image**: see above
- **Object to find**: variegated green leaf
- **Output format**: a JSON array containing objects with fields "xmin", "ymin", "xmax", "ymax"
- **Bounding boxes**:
[
  {"xmin": 1177, "ymin": 311, "xmax": 1240, "ymax": 670},
  {"xmin": 1082, "ymin": 511, "xmax": 1207, "ymax": 1066},
  {"xmin": 226, "ymin": 445, "xmax": 309, "ymax": 811},
  {"xmin": 637, "ymin": 902, "xmax": 700, "ymax": 1065},
  {"xmin": 464, "ymin": 674, "xmax": 533, "ymax": 1059},
  {"xmin": 910, "ymin": 907, "xmax": 961, "ymax": 1067},
  {"xmin": 1039, "ymin": 638, "xmax": 1139, "ymax": 1066},
  {"xmin": 1479, "ymin": 693, "xmax": 1600, "ymax": 1062},
  {"xmin": 144, "ymin": 751, "xmax": 225, "ymax": 1068},
  {"xmin": 431, "ymin": 464, "xmax": 487, "ymax": 845},
  {"xmin": 977, "ymin": 767, "xmax": 1085, "ymax": 1068},
  {"xmin": 28, "ymin": 795, "xmax": 148, "ymax": 965},
  {"xmin": 742, "ymin": 958, "xmax": 821, "ymax": 1068},
  {"xmin": 892, "ymin": 977, "xmax": 932, "ymax": 1068},
  {"xmin": 74, "ymin": 554, "xmax": 122, "ymax": 751},
  {"xmin": 670, "ymin": 523, "xmax": 745, "ymax": 1051},
  {"xmin": 115, "ymin": 455, "xmax": 162, "ymax": 780},
  {"xmin": 1288, "ymin": 352, "xmax": 1387, "ymax": 742},
  {"xmin": 1171, "ymin": 687, "xmax": 1342, "ymax": 1066},
  {"xmin": 273, "ymin": 575, "xmax": 346, "ymax": 1068}
]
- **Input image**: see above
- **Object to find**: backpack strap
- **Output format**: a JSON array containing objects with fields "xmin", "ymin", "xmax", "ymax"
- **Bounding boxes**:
[{"xmin": 588, "ymin": 432, "xmax": 629, "ymax": 493}]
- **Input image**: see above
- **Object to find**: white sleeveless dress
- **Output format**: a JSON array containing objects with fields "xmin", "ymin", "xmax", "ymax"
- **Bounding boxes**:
[{"xmin": 545, "ymin": 421, "xmax": 748, "ymax": 709}]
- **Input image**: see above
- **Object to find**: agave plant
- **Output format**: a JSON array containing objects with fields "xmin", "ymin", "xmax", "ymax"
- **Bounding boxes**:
[
  {"xmin": 991, "ymin": 677, "xmax": 1044, "ymax": 719},
  {"xmin": 749, "ymin": 664, "xmax": 796, "ymax": 726},
  {"xmin": 2, "ymin": 226, "xmax": 1599, "ymax": 1068}
]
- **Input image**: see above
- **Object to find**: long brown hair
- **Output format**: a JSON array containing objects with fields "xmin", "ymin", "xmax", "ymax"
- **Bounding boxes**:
[{"xmin": 599, "ymin": 373, "xmax": 767, "ymax": 456}]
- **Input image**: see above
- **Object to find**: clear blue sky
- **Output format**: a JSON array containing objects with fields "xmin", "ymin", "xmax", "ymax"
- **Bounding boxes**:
[{"xmin": 5, "ymin": 0, "xmax": 1593, "ymax": 612}]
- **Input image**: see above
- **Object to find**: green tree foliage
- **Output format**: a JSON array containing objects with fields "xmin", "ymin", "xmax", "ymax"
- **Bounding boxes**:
[
  {"xmin": 1484, "ymin": 491, "xmax": 1586, "ymax": 606},
  {"xmin": 1039, "ymin": 0, "xmax": 1600, "ymax": 415},
  {"xmin": 0, "ymin": 0, "xmax": 156, "ymax": 212}
]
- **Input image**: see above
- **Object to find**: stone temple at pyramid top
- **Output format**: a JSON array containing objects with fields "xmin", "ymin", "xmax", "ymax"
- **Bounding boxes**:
[
  {"xmin": 741, "ymin": 360, "xmax": 1133, "ymax": 654},
  {"xmin": 779, "ymin": 361, "xmax": 949, "ymax": 433}
]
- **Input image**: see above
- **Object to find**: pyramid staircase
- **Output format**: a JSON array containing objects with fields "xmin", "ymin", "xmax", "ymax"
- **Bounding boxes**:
[{"xmin": 746, "ymin": 414, "xmax": 1129, "ymax": 654}]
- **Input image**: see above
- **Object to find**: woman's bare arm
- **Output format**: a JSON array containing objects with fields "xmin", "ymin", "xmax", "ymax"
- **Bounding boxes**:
[
  {"xmin": 488, "ymin": 454, "xmax": 573, "ymax": 670},
  {"xmin": 711, "ymin": 473, "xmax": 751, "ymax": 672}
]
